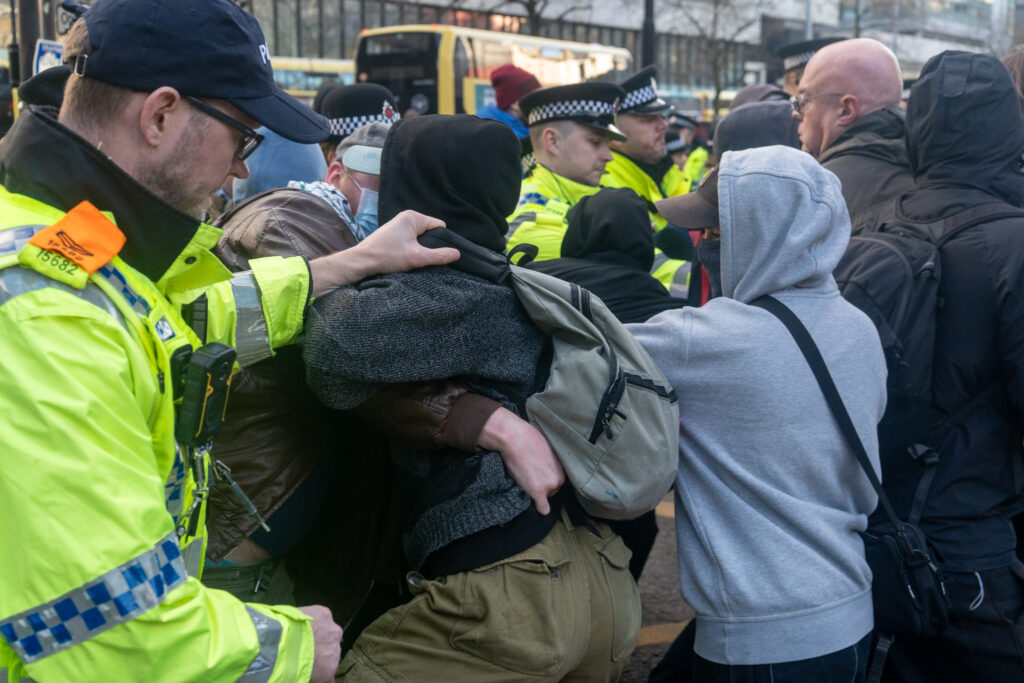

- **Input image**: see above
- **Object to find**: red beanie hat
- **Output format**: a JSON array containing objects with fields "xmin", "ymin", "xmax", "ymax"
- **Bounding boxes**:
[{"xmin": 491, "ymin": 64, "xmax": 541, "ymax": 110}]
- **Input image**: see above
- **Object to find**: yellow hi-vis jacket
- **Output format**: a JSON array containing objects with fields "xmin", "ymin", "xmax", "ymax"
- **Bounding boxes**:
[
  {"xmin": 0, "ymin": 188, "xmax": 315, "ymax": 681},
  {"xmin": 600, "ymin": 152, "xmax": 692, "ymax": 297},
  {"xmin": 682, "ymin": 146, "xmax": 710, "ymax": 192},
  {"xmin": 506, "ymin": 164, "xmax": 602, "ymax": 262}
]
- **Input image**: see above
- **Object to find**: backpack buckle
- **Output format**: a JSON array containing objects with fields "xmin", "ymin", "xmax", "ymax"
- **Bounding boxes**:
[{"xmin": 908, "ymin": 443, "xmax": 939, "ymax": 466}]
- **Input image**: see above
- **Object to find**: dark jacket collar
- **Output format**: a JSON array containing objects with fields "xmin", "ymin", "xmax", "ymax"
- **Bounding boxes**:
[
  {"xmin": 0, "ymin": 106, "xmax": 203, "ymax": 282},
  {"xmin": 819, "ymin": 106, "xmax": 909, "ymax": 167}
]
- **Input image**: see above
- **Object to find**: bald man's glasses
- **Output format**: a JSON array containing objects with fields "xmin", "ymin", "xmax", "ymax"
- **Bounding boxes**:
[{"xmin": 790, "ymin": 92, "xmax": 844, "ymax": 117}]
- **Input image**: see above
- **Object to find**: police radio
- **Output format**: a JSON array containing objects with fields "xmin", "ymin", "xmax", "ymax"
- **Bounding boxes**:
[{"xmin": 173, "ymin": 342, "xmax": 236, "ymax": 447}]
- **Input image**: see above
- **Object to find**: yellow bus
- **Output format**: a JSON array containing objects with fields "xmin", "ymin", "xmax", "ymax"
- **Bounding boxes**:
[
  {"xmin": 270, "ymin": 57, "xmax": 354, "ymax": 106},
  {"xmin": 354, "ymin": 25, "xmax": 632, "ymax": 116}
]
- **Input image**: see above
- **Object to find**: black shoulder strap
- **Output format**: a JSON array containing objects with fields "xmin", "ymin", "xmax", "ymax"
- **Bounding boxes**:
[
  {"xmin": 507, "ymin": 243, "xmax": 539, "ymax": 266},
  {"xmin": 935, "ymin": 206, "xmax": 1024, "ymax": 247},
  {"xmin": 885, "ymin": 199, "xmax": 1024, "ymax": 245},
  {"xmin": 750, "ymin": 295, "xmax": 902, "ymax": 527}
]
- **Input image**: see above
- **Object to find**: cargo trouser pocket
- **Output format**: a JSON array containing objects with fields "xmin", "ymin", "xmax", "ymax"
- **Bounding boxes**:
[
  {"xmin": 450, "ymin": 552, "xmax": 573, "ymax": 676},
  {"xmin": 596, "ymin": 533, "xmax": 642, "ymax": 662}
]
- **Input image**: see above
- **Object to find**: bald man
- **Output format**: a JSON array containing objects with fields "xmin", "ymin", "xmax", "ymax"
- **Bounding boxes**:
[{"xmin": 793, "ymin": 38, "xmax": 915, "ymax": 220}]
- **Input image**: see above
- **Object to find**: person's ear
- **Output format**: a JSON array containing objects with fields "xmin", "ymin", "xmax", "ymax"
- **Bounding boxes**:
[
  {"xmin": 138, "ymin": 87, "xmax": 186, "ymax": 149},
  {"xmin": 836, "ymin": 94, "xmax": 862, "ymax": 128},
  {"xmin": 542, "ymin": 126, "xmax": 560, "ymax": 156},
  {"xmin": 326, "ymin": 160, "xmax": 346, "ymax": 188}
]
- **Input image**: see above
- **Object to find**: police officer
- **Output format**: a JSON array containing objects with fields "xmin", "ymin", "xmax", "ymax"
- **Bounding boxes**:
[
  {"xmin": 506, "ymin": 82, "xmax": 627, "ymax": 261},
  {"xmin": 602, "ymin": 66, "xmax": 692, "ymax": 296},
  {"xmin": 314, "ymin": 83, "xmax": 400, "ymax": 163},
  {"xmin": 776, "ymin": 37, "xmax": 845, "ymax": 97},
  {"xmin": 0, "ymin": 1, "xmax": 455, "ymax": 681}
]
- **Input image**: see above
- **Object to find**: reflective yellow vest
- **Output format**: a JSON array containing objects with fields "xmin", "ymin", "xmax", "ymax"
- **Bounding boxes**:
[
  {"xmin": 0, "ymin": 189, "xmax": 314, "ymax": 681},
  {"xmin": 682, "ymin": 146, "xmax": 710, "ymax": 192},
  {"xmin": 506, "ymin": 164, "xmax": 602, "ymax": 262},
  {"xmin": 601, "ymin": 152, "xmax": 692, "ymax": 297}
]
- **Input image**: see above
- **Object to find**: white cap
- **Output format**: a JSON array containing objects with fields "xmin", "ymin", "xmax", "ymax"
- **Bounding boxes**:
[{"xmin": 341, "ymin": 144, "xmax": 382, "ymax": 175}]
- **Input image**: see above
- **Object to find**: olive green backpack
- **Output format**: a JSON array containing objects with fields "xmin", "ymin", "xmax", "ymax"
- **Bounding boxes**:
[{"xmin": 420, "ymin": 229, "xmax": 679, "ymax": 519}]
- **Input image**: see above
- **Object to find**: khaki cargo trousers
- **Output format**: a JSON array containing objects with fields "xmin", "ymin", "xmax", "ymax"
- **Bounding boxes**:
[{"xmin": 338, "ymin": 508, "xmax": 642, "ymax": 682}]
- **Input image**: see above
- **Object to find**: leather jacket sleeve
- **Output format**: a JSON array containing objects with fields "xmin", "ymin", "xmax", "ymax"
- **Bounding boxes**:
[{"xmin": 353, "ymin": 381, "xmax": 502, "ymax": 452}]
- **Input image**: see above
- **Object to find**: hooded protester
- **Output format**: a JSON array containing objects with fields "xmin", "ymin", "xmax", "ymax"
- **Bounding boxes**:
[
  {"xmin": 872, "ymin": 50, "xmax": 1024, "ymax": 683},
  {"xmin": 631, "ymin": 146, "xmax": 887, "ymax": 681},
  {"xmin": 529, "ymin": 187, "xmax": 683, "ymax": 325},
  {"xmin": 302, "ymin": 114, "xmax": 641, "ymax": 681}
]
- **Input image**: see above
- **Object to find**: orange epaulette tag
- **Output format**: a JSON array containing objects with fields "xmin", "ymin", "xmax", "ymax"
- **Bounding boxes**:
[{"xmin": 28, "ymin": 201, "xmax": 126, "ymax": 275}]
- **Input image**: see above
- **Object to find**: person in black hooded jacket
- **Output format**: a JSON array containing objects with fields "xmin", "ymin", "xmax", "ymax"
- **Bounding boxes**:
[
  {"xmin": 302, "ymin": 114, "xmax": 641, "ymax": 681},
  {"xmin": 529, "ymin": 187, "xmax": 684, "ymax": 325},
  {"xmin": 877, "ymin": 51, "xmax": 1024, "ymax": 682}
]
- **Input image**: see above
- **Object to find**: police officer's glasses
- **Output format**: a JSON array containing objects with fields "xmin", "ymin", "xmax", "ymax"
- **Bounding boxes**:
[
  {"xmin": 186, "ymin": 96, "xmax": 265, "ymax": 161},
  {"xmin": 789, "ymin": 92, "xmax": 844, "ymax": 117}
]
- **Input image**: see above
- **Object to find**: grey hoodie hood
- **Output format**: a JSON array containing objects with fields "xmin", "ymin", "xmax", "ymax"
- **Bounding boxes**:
[{"xmin": 717, "ymin": 146, "xmax": 851, "ymax": 303}]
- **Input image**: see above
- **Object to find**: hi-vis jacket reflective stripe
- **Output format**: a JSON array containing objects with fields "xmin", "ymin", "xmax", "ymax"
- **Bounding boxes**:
[
  {"xmin": 506, "ymin": 164, "xmax": 602, "ymax": 262},
  {"xmin": 601, "ymin": 152, "xmax": 691, "ymax": 295},
  {"xmin": 0, "ymin": 188, "xmax": 315, "ymax": 682}
]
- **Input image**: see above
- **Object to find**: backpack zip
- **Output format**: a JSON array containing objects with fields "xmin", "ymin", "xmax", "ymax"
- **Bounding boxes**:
[{"xmin": 623, "ymin": 372, "xmax": 678, "ymax": 401}]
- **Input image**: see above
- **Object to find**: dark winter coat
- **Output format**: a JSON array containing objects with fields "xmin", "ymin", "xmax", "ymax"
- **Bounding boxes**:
[
  {"xmin": 819, "ymin": 106, "xmax": 915, "ymax": 222},
  {"xmin": 889, "ymin": 51, "xmax": 1024, "ymax": 571}
]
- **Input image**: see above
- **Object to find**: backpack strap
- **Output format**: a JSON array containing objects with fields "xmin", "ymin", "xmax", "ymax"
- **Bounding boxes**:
[
  {"xmin": 935, "ymin": 206, "xmax": 1024, "ymax": 247},
  {"xmin": 749, "ymin": 295, "xmax": 903, "ymax": 527},
  {"xmin": 885, "ymin": 199, "xmax": 1024, "ymax": 245},
  {"xmin": 507, "ymin": 243, "xmax": 539, "ymax": 266}
]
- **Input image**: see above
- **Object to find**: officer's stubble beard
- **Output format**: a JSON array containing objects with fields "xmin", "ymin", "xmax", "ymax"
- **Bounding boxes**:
[{"xmin": 134, "ymin": 113, "xmax": 215, "ymax": 220}]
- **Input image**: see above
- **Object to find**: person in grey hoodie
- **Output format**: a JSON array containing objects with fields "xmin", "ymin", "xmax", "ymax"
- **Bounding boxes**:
[{"xmin": 630, "ymin": 145, "xmax": 887, "ymax": 681}]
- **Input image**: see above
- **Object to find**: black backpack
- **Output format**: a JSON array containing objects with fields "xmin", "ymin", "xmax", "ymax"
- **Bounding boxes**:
[{"xmin": 835, "ymin": 199, "xmax": 1024, "ymax": 465}]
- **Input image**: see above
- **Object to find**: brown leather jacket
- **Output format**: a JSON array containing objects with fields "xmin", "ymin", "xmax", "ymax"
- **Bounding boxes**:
[{"xmin": 209, "ymin": 188, "xmax": 501, "ymax": 638}]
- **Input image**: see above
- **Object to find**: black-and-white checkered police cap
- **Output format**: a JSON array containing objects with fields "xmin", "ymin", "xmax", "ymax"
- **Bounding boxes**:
[{"xmin": 617, "ymin": 65, "xmax": 669, "ymax": 115}]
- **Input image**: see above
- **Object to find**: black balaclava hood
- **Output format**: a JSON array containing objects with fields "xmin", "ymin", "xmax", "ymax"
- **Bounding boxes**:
[
  {"xmin": 378, "ymin": 114, "xmax": 522, "ymax": 253},
  {"xmin": 561, "ymin": 187, "xmax": 654, "ymax": 271},
  {"xmin": 906, "ymin": 50, "xmax": 1024, "ymax": 206}
]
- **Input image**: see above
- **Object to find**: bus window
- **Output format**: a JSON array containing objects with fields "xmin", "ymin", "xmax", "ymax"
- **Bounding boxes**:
[
  {"xmin": 471, "ymin": 37, "xmax": 513, "ymax": 79},
  {"xmin": 356, "ymin": 26, "xmax": 633, "ymax": 117},
  {"xmin": 270, "ymin": 57, "xmax": 354, "ymax": 105},
  {"xmin": 358, "ymin": 31, "xmax": 440, "ymax": 116}
]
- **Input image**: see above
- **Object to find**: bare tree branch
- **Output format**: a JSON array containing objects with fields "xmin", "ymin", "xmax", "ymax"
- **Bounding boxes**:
[
  {"xmin": 554, "ymin": 3, "xmax": 590, "ymax": 22},
  {"xmin": 665, "ymin": 0, "xmax": 767, "ymax": 120}
]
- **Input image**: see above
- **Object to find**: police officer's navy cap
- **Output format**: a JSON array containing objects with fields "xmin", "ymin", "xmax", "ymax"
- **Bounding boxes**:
[
  {"xmin": 67, "ymin": 0, "xmax": 329, "ymax": 143},
  {"xmin": 777, "ymin": 37, "xmax": 845, "ymax": 73},
  {"xmin": 618, "ymin": 66, "xmax": 669, "ymax": 115},
  {"xmin": 316, "ymin": 84, "xmax": 401, "ymax": 144},
  {"xmin": 520, "ymin": 82, "xmax": 626, "ymax": 141}
]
